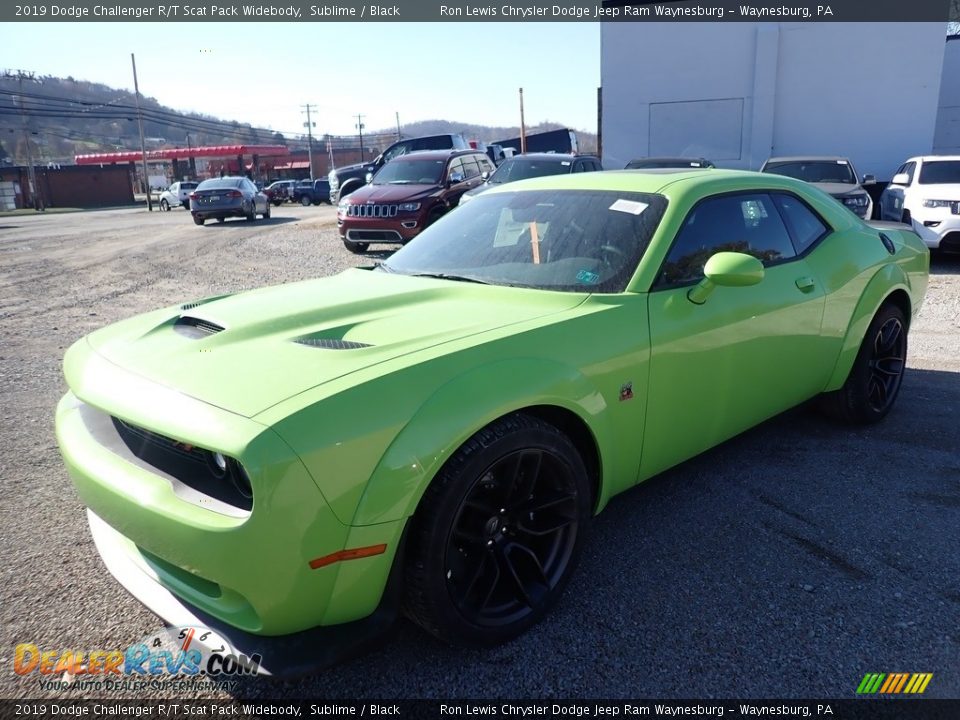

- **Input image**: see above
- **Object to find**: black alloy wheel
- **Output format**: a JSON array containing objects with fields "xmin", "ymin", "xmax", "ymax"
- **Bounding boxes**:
[
  {"xmin": 865, "ymin": 315, "xmax": 906, "ymax": 414},
  {"xmin": 404, "ymin": 413, "xmax": 590, "ymax": 646},
  {"xmin": 820, "ymin": 303, "xmax": 908, "ymax": 424}
]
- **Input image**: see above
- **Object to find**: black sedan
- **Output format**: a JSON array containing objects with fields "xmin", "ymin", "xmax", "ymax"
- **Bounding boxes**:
[{"xmin": 190, "ymin": 177, "xmax": 270, "ymax": 225}]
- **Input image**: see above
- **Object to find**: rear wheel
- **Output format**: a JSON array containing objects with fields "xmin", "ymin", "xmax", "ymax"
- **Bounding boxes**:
[
  {"xmin": 192, "ymin": 215, "xmax": 204, "ymax": 226},
  {"xmin": 301, "ymin": 195, "xmax": 312, "ymax": 207},
  {"xmin": 245, "ymin": 202, "xmax": 256, "ymax": 221},
  {"xmin": 403, "ymin": 413, "xmax": 590, "ymax": 646},
  {"xmin": 343, "ymin": 239, "xmax": 369, "ymax": 254},
  {"xmin": 160, "ymin": 199, "xmax": 170, "ymax": 211},
  {"xmin": 820, "ymin": 303, "xmax": 908, "ymax": 424}
]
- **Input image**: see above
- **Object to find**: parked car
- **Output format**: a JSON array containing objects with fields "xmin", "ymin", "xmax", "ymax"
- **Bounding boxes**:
[
  {"xmin": 264, "ymin": 180, "xmax": 297, "ymax": 206},
  {"xmin": 337, "ymin": 149, "xmax": 489, "ymax": 253},
  {"xmin": 879, "ymin": 155, "xmax": 960, "ymax": 252},
  {"xmin": 329, "ymin": 133, "xmax": 470, "ymax": 204},
  {"xmin": 56, "ymin": 168, "xmax": 927, "ymax": 675},
  {"xmin": 493, "ymin": 127, "xmax": 579, "ymax": 155},
  {"xmin": 625, "ymin": 157, "xmax": 715, "ymax": 169},
  {"xmin": 189, "ymin": 177, "xmax": 270, "ymax": 226},
  {"xmin": 159, "ymin": 181, "xmax": 198, "ymax": 211},
  {"xmin": 760, "ymin": 156, "xmax": 875, "ymax": 219},
  {"xmin": 292, "ymin": 179, "xmax": 333, "ymax": 206},
  {"xmin": 459, "ymin": 153, "xmax": 601, "ymax": 205}
]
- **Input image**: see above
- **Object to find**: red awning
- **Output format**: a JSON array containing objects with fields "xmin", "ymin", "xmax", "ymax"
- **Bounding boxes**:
[
  {"xmin": 74, "ymin": 144, "xmax": 290, "ymax": 165},
  {"xmin": 273, "ymin": 161, "xmax": 311, "ymax": 170}
]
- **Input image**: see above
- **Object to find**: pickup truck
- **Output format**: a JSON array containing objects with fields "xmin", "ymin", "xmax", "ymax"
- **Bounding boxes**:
[
  {"xmin": 291, "ymin": 179, "xmax": 332, "ymax": 206},
  {"xmin": 328, "ymin": 133, "xmax": 469, "ymax": 203}
]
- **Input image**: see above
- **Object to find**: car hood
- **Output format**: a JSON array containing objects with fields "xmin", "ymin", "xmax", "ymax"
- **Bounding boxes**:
[
  {"xmin": 86, "ymin": 269, "xmax": 583, "ymax": 418},
  {"xmin": 810, "ymin": 182, "xmax": 867, "ymax": 198},
  {"xmin": 911, "ymin": 183, "xmax": 960, "ymax": 199},
  {"xmin": 347, "ymin": 183, "xmax": 441, "ymax": 204}
]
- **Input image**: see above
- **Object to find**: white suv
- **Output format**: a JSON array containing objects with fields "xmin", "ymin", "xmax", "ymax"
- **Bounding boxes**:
[
  {"xmin": 159, "ymin": 181, "xmax": 199, "ymax": 211},
  {"xmin": 879, "ymin": 156, "xmax": 960, "ymax": 251}
]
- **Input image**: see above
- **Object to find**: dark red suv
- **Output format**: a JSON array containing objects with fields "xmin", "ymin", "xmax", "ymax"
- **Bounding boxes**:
[{"xmin": 337, "ymin": 149, "xmax": 494, "ymax": 253}]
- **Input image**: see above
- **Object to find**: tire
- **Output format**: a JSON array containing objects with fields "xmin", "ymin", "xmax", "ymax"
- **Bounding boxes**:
[
  {"xmin": 245, "ymin": 202, "xmax": 256, "ymax": 221},
  {"xmin": 338, "ymin": 182, "xmax": 361, "ymax": 201},
  {"xmin": 160, "ymin": 199, "xmax": 170, "ymax": 211},
  {"xmin": 217, "ymin": 217, "xmax": 225, "ymax": 224},
  {"xmin": 901, "ymin": 210, "xmax": 912, "ymax": 227},
  {"xmin": 820, "ymin": 303, "xmax": 908, "ymax": 425},
  {"xmin": 272, "ymin": 199, "xmax": 283, "ymax": 207},
  {"xmin": 403, "ymin": 413, "xmax": 591, "ymax": 647},
  {"xmin": 192, "ymin": 215, "xmax": 204, "ymax": 226},
  {"xmin": 425, "ymin": 207, "xmax": 445, "ymax": 228},
  {"xmin": 182, "ymin": 200, "xmax": 190, "ymax": 211},
  {"xmin": 263, "ymin": 204, "xmax": 271, "ymax": 219},
  {"xmin": 343, "ymin": 239, "xmax": 369, "ymax": 254},
  {"xmin": 301, "ymin": 195, "xmax": 312, "ymax": 207}
]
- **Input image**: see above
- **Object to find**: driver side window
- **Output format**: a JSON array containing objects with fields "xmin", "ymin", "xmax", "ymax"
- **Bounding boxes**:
[{"xmin": 658, "ymin": 193, "xmax": 796, "ymax": 286}]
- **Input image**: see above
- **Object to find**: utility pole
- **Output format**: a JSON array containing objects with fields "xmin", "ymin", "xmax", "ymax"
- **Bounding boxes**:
[
  {"xmin": 395, "ymin": 112, "xmax": 401, "ymax": 142},
  {"xmin": 301, "ymin": 103, "xmax": 317, "ymax": 180},
  {"xmin": 519, "ymin": 88, "xmax": 527, "ymax": 154},
  {"xmin": 3, "ymin": 70, "xmax": 43, "ymax": 210},
  {"xmin": 596, "ymin": 87, "xmax": 603, "ymax": 160},
  {"xmin": 130, "ymin": 53, "xmax": 153, "ymax": 211},
  {"xmin": 355, "ymin": 114, "xmax": 366, "ymax": 161}
]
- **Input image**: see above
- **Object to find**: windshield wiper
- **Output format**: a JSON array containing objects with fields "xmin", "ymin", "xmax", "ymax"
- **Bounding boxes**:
[{"xmin": 410, "ymin": 272, "xmax": 490, "ymax": 285}]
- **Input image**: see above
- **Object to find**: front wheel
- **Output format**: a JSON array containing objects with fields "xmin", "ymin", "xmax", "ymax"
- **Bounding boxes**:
[
  {"xmin": 301, "ymin": 195, "xmax": 312, "ymax": 207},
  {"xmin": 343, "ymin": 239, "xmax": 369, "ymax": 254},
  {"xmin": 403, "ymin": 413, "xmax": 591, "ymax": 647},
  {"xmin": 263, "ymin": 204, "xmax": 271, "ymax": 219},
  {"xmin": 245, "ymin": 202, "xmax": 256, "ymax": 221},
  {"xmin": 160, "ymin": 199, "xmax": 170, "ymax": 211},
  {"xmin": 820, "ymin": 303, "xmax": 908, "ymax": 424}
]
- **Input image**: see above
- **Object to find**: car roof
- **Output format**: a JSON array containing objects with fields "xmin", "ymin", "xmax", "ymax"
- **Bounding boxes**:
[
  {"xmin": 506, "ymin": 153, "xmax": 592, "ymax": 162},
  {"xmin": 627, "ymin": 156, "xmax": 710, "ymax": 164},
  {"xmin": 394, "ymin": 149, "xmax": 483, "ymax": 161},
  {"xmin": 764, "ymin": 156, "xmax": 851, "ymax": 163},
  {"xmin": 907, "ymin": 155, "xmax": 960, "ymax": 162}
]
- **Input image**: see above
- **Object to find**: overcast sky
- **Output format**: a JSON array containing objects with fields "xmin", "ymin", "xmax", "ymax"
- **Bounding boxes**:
[{"xmin": 4, "ymin": 23, "xmax": 601, "ymax": 137}]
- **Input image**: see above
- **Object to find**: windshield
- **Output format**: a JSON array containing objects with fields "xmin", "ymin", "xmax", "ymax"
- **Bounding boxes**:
[
  {"xmin": 763, "ymin": 161, "xmax": 856, "ymax": 184},
  {"xmin": 383, "ymin": 189, "xmax": 668, "ymax": 293},
  {"xmin": 373, "ymin": 158, "xmax": 446, "ymax": 185},
  {"xmin": 626, "ymin": 159, "xmax": 707, "ymax": 169},
  {"xmin": 918, "ymin": 161, "xmax": 960, "ymax": 184},
  {"xmin": 197, "ymin": 179, "xmax": 243, "ymax": 190},
  {"xmin": 489, "ymin": 158, "xmax": 572, "ymax": 184}
]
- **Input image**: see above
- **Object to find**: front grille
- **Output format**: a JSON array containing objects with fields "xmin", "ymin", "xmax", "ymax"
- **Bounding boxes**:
[
  {"xmin": 346, "ymin": 204, "xmax": 398, "ymax": 218},
  {"xmin": 174, "ymin": 316, "xmax": 225, "ymax": 339},
  {"xmin": 295, "ymin": 338, "xmax": 371, "ymax": 350},
  {"xmin": 112, "ymin": 417, "xmax": 252, "ymax": 512}
]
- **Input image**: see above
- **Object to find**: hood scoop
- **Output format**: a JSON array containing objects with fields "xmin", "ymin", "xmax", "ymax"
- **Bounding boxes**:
[
  {"xmin": 294, "ymin": 337, "xmax": 372, "ymax": 350},
  {"xmin": 174, "ymin": 316, "xmax": 225, "ymax": 339}
]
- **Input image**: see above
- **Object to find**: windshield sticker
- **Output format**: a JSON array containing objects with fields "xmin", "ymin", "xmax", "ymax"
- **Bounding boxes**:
[
  {"xmin": 609, "ymin": 199, "xmax": 648, "ymax": 215},
  {"xmin": 576, "ymin": 269, "xmax": 600, "ymax": 285}
]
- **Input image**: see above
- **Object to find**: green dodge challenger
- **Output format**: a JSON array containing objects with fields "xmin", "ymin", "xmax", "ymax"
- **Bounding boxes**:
[{"xmin": 56, "ymin": 169, "xmax": 928, "ymax": 674}]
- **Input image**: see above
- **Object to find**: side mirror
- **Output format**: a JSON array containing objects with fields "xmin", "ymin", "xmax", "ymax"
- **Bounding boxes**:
[
  {"xmin": 481, "ymin": 171, "xmax": 490, "ymax": 181},
  {"xmin": 687, "ymin": 252, "xmax": 764, "ymax": 305},
  {"xmin": 862, "ymin": 174, "xmax": 876, "ymax": 185},
  {"xmin": 448, "ymin": 171, "xmax": 465, "ymax": 186},
  {"xmin": 891, "ymin": 172, "xmax": 909, "ymax": 186},
  {"xmin": 365, "ymin": 172, "xmax": 373, "ymax": 184}
]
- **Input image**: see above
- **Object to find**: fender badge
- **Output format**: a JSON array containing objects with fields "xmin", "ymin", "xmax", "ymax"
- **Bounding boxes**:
[{"xmin": 619, "ymin": 382, "xmax": 634, "ymax": 402}]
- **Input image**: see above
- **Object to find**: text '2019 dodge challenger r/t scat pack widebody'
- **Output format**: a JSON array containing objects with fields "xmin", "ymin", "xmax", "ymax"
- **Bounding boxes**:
[{"xmin": 56, "ymin": 169, "xmax": 928, "ymax": 676}]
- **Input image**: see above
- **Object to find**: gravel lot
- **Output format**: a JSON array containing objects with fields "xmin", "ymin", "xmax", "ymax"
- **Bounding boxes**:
[{"xmin": 1, "ymin": 205, "xmax": 958, "ymax": 701}]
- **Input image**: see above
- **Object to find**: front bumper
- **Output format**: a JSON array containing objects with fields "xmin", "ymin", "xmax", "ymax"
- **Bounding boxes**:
[
  {"xmin": 909, "ymin": 208, "xmax": 960, "ymax": 250},
  {"xmin": 87, "ymin": 510, "xmax": 402, "ymax": 677},
  {"xmin": 56, "ymin": 339, "xmax": 405, "ymax": 638},
  {"xmin": 338, "ymin": 215, "xmax": 423, "ymax": 244}
]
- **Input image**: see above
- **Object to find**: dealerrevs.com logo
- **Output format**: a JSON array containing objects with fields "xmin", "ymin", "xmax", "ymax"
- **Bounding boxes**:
[{"xmin": 14, "ymin": 625, "xmax": 261, "ymax": 681}]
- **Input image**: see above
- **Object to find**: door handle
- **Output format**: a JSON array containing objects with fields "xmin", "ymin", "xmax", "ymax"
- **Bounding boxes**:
[{"xmin": 795, "ymin": 276, "xmax": 816, "ymax": 292}]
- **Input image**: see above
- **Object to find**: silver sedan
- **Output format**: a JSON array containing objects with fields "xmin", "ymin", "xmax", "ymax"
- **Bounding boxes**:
[{"xmin": 190, "ymin": 177, "xmax": 270, "ymax": 226}]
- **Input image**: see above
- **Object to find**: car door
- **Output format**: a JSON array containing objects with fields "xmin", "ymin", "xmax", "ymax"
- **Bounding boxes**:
[
  {"xmin": 443, "ymin": 157, "xmax": 471, "ymax": 205},
  {"xmin": 881, "ymin": 162, "xmax": 915, "ymax": 221},
  {"xmin": 640, "ymin": 191, "xmax": 829, "ymax": 479}
]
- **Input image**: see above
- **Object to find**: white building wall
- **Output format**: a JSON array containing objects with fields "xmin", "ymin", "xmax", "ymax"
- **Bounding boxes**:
[
  {"xmin": 934, "ymin": 37, "xmax": 960, "ymax": 154},
  {"xmin": 602, "ymin": 23, "xmax": 947, "ymax": 180}
]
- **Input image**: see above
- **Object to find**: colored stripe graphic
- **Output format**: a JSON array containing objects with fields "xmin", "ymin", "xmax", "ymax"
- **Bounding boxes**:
[{"xmin": 857, "ymin": 672, "xmax": 932, "ymax": 694}]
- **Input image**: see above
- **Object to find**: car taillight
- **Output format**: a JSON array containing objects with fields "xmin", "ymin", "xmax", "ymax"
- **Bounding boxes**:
[
  {"xmin": 189, "ymin": 193, "xmax": 198, "ymax": 200},
  {"xmin": 226, "ymin": 190, "xmax": 242, "ymax": 198}
]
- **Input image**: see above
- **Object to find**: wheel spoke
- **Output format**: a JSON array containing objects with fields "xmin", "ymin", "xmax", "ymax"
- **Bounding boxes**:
[
  {"xmin": 872, "ymin": 356, "xmax": 904, "ymax": 377},
  {"xmin": 506, "ymin": 450, "xmax": 542, "ymax": 507},
  {"xmin": 520, "ymin": 490, "xmax": 577, "ymax": 515},
  {"xmin": 515, "ymin": 512, "xmax": 576, "ymax": 538},
  {"xmin": 495, "ymin": 544, "xmax": 536, "ymax": 608}
]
